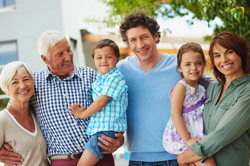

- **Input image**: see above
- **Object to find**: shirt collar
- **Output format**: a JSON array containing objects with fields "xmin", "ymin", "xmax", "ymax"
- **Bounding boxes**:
[
  {"xmin": 45, "ymin": 63, "xmax": 80, "ymax": 80},
  {"xmin": 96, "ymin": 67, "xmax": 118, "ymax": 79},
  {"xmin": 226, "ymin": 75, "xmax": 250, "ymax": 87}
]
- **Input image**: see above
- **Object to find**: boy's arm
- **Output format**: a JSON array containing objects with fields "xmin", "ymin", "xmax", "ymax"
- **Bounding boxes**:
[{"xmin": 70, "ymin": 95, "xmax": 110, "ymax": 119}]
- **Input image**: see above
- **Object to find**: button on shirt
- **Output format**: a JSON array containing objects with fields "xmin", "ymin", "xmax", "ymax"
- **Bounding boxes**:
[
  {"xmin": 30, "ymin": 65, "xmax": 97, "ymax": 157},
  {"xmin": 86, "ymin": 67, "xmax": 128, "ymax": 135}
]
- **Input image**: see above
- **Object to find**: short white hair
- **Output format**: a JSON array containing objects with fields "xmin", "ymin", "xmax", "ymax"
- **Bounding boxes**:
[
  {"xmin": 0, "ymin": 61, "xmax": 34, "ymax": 93},
  {"xmin": 37, "ymin": 30, "xmax": 65, "ymax": 58}
]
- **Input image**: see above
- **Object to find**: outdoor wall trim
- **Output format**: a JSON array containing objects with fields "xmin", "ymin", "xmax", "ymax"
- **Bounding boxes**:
[{"xmin": 0, "ymin": 95, "xmax": 9, "ymax": 99}]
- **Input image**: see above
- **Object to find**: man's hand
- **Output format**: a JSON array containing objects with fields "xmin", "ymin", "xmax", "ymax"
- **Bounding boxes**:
[
  {"xmin": 0, "ymin": 143, "xmax": 23, "ymax": 166},
  {"xmin": 98, "ymin": 132, "xmax": 124, "ymax": 154}
]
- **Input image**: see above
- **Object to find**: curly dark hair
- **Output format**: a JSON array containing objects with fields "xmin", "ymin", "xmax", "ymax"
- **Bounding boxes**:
[
  {"xmin": 209, "ymin": 31, "xmax": 250, "ymax": 82},
  {"xmin": 119, "ymin": 11, "xmax": 161, "ymax": 44}
]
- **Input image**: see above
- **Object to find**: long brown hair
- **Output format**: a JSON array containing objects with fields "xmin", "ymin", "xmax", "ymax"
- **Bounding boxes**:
[{"xmin": 209, "ymin": 31, "xmax": 250, "ymax": 82}]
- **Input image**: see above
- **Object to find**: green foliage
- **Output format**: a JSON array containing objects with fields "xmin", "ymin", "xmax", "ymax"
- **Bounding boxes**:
[
  {"xmin": 97, "ymin": 0, "xmax": 250, "ymax": 41},
  {"xmin": 0, "ymin": 89, "xmax": 8, "ymax": 110}
]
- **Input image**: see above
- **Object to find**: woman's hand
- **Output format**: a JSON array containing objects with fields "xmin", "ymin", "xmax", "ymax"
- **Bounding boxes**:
[
  {"xmin": 98, "ymin": 132, "xmax": 124, "ymax": 154},
  {"xmin": 177, "ymin": 149, "xmax": 203, "ymax": 166},
  {"xmin": 177, "ymin": 154, "xmax": 196, "ymax": 166},
  {"xmin": 185, "ymin": 137, "xmax": 201, "ymax": 147}
]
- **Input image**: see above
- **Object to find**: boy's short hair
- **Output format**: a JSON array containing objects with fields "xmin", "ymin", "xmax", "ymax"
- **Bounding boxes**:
[{"xmin": 92, "ymin": 39, "xmax": 120, "ymax": 58}]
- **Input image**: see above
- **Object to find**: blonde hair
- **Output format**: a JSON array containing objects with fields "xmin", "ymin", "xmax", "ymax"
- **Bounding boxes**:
[{"xmin": 0, "ymin": 61, "xmax": 34, "ymax": 93}]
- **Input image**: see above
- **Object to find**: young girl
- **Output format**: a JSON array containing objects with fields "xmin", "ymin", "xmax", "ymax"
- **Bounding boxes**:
[{"xmin": 162, "ymin": 43, "xmax": 216, "ymax": 166}]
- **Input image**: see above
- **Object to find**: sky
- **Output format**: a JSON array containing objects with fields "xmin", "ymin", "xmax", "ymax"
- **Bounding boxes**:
[
  {"xmin": 79, "ymin": 0, "xmax": 223, "ymax": 37},
  {"xmin": 157, "ymin": 15, "xmax": 222, "ymax": 37}
]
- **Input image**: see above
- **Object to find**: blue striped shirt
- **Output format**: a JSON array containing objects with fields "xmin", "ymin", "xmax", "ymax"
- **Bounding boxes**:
[
  {"xmin": 30, "ymin": 64, "xmax": 96, "ymax": 157},
  {"xmin": 86, "ymin": 67, "xmax": 128, "ymax": 135}
]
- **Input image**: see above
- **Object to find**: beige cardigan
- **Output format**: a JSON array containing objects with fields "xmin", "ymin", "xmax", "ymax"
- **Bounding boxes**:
[{"xmin": 0, "ymin": 109, "xmax": 49, "ymax": 166}]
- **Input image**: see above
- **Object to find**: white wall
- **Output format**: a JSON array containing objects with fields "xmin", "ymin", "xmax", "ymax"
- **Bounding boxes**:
[
  {"xmin": 61, "ymin": 0, "xmax": 112, "ymax": 66},
  {"xmin": 0, "ymin": 0, "xmax": 64, "ymax": 72},
  {"xmin": 0, "ymin": 0, "xmax": 92, "ymax": 72},
  {"xmin": 61, "ymin": 0, "xmax": 86, "ymax": 66}
]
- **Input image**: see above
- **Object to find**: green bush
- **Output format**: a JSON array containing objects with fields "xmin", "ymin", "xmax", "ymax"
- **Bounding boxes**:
[{"xmin": 0, "ymin": 89, "xmax": 8, "ymax": 110}]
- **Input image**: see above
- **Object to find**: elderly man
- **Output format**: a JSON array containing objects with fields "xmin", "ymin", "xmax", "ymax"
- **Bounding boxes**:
[{"xmin": 0, "ymin": 30, "xmax": 123, "ymax": 166}]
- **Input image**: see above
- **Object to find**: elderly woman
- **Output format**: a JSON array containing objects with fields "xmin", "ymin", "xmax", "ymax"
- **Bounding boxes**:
[
  {"xmin": 0, "ymin": 61, "xmax": 49, "ymax": 166},
  {"xmin": 177, "ymin": 31, "xmax": 250, "ymax": 166}
]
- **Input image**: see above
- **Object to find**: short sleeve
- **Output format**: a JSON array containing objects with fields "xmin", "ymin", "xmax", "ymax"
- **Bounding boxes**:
[{"xmin": 101, "ymin": 75, "xmax": 126, "ymax": 100}]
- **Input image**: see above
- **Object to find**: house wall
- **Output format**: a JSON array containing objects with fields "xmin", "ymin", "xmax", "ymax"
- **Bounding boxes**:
[
  {"xmin": 0, "ymin": 0, "xmax": 64, "ymax": 72},
  {"xmin": 0, "ymin": 0, "xmax": 87, "ymax": 72}
]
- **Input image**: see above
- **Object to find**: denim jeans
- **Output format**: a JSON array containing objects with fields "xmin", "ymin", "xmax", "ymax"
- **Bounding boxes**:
[
  {"xmin": 128, "ymin": 159, "xmax": 179, "ymax": 166},
  {"xmin": 85, "ymin": 131, "xmax": 117, "ymax": 159}
]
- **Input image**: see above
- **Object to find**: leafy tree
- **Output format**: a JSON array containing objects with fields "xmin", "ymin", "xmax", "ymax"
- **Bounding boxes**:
[
  {"xmin": 0, "ymin": 89, "xmax": 8, "ymax": 110},
  {"xmin": 97, "ymin": 0, "xmax": 250, "ymax": 41}
]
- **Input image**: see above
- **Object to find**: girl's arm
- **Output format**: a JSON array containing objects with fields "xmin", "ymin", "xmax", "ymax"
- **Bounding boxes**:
[
  {"xmin": 70, "ymin": 95, "xmax": 110, "ymax": 119},
  {"xmin": 171, "ymin": 83, "xmax": 201, "ymax": 147}
]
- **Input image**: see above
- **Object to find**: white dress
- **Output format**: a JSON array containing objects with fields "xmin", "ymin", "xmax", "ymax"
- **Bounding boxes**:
[{"xmin": 162, "ymin": 80, "xmax": 206, "ymax": 155}]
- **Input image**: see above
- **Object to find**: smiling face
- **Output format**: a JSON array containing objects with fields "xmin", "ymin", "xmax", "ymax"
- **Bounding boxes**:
[
  {"xmin": 93, "ymin": 46, "xmax": 119, "ymax": 75},
  {"xmin": 178, "ymin": 51, "xmax": 205, "ymax": 86},
  {"xmin": 41, "ymin": 38, "xmax": 74, "ymax": 80},
  {"xmin": 7, "ymin": 70, "xmax": 34, "ymax": 104},
  {"xmin": 126, "ymin": 26, "xmax": 158, "ymax": 62},
  {"xmin": 213, "ymin": 44, "xmax": 245, "ymax": 80}
]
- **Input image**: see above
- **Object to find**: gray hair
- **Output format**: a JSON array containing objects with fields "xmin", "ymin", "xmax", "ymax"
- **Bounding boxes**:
[
  {"xmin": 0, "ymin": 61, "xmax": 34, "ymax": 93},
  {"xmin": 37, "ymin": 30, "xmax": 65, "ymax": 58}
]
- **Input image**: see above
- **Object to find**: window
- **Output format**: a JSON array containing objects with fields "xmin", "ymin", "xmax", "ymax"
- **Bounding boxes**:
[
  {"xmin": 0, "ymin": 41, "xmax": 15, "ymax": 106},
  {"xmin": 70, "ymin": 38, "xmax": 79, "ymax": 64},
  {"xmin": 0, "ymin": 40, "xmax": 18, "ymax": 72},
  {"xmin": 0, "ymin": 0, "xmax": 15, "ymax": 10}
]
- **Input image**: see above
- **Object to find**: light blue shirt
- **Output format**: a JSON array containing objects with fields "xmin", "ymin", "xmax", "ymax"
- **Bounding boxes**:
[
  {"xmin": 86, "ymin": 67, "xmax": 128, "ymax": 135},
  {"xmin": 117, "ymin": 54, "xmax": 182, "ymax": 162}
]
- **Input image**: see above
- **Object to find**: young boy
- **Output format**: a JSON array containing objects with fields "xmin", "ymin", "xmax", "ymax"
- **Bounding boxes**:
[{"xmin": 70, "ymin": 39, "xmax": 128, "ymax": 166}]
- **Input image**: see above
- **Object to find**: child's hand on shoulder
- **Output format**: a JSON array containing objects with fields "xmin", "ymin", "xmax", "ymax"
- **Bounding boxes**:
[
  {"xmin": 69, "ymin": 103, "xmax": 85, "ymax": 118},
  {"xmin": 185, "ymin": 137, "xmax": 201, "ymax": 147}
]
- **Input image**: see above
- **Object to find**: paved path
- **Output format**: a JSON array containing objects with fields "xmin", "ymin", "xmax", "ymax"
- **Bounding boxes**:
[{"xmin": 115, "ymin": 157, "xmax": 129, "ymax": 166}]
